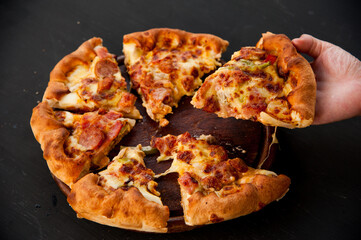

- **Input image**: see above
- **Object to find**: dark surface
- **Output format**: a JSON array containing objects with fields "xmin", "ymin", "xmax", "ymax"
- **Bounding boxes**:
[{"xmin": 1, "ymin": 0, "xmax": 360, "ymax": 239}]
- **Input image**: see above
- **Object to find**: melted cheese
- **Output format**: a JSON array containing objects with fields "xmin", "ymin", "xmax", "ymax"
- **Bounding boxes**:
[
  {"xmin": 99, "ymin": 146, "xmax": 163, "ymax": 205},
  {"xmin": 123, "ymin": 41, "xmax": 224, "ymax": 125}
]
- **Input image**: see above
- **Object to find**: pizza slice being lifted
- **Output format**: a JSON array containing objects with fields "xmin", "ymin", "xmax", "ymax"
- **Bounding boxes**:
[
  {"xmin": 67, "ymin": 145, "xmax": 169, "ymax": 233},
  {"xmin": 192, "ymin": 32, "xmax": 316, "ymax": 128},
  {"xmin": 151, "ymin": 132, "xmax": 290, "ymax": 226},
  {"xmin": 123, "ymin": 28, "xmax": 229, "ymax": 127},
  {"xmin": 43, "ymin": 37, "xmax": 141, "ymax": 119},
  {"xmin": 30, "ymin": 102, "xmax": 135, "ymax": 186}
]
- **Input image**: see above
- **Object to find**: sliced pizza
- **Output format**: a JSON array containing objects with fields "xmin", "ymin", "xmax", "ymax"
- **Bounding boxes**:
[
  {"xmin": 30, "ymin": 102, "xmax": 135, "ymax": 186},
  {"xmin": 151, "ymin": 132, "xmax": 290, "ymax": 226},
  {"xmin": 123, "ymin": 28, "xmax": 229, "ymax": 126},
  {"xmin": 43, "ymin": 37, "xmax": 141, "ymax": 119},
  {"xmin": 191, "ymin": 32, "xmax": 316, "ymax": 128},
  {"xmin": 67, "ymin": 145, "xmax": 169, "ymax": 233}
]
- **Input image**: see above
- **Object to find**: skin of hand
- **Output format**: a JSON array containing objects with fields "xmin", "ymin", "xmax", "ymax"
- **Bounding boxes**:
[{"xmin": 292, "ymin": 34, "xmax": 361, "ymax": 125}]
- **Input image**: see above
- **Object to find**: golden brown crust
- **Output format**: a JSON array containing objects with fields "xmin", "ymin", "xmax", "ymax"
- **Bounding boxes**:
[
  {"xmin": 30, "ymin": 102, "xmax": 134, "ymax": 186},
  {"xmin": 257, "ymin": 32, "xmax": 316, "ymax": 123},
  {"xmin": 67, "ymin": 173, "xmax": 169, "ymax": 233},
  {"xmin": 43, "ymin": 37, "xmax": 101, "ymax": 102},
  {"xmin": 30, "ymin": 102, "xmax": 91, "ymax": 186},
  {"xmin": 123, "ymin": 28, "xmax": 229, "ymax": 54},
  {"xmin": 123, "ymin": 28, "xmax": 228, "ymax": 126},
  {"xmin": 42, "ymin": 37, "xmax": 140, "ymax": 118},
  {"xmin": 183, "ymin": 174, "xmax": 290, "ymax": 226}
]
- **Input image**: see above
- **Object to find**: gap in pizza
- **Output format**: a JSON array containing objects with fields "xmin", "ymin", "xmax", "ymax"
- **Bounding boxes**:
[
  {"xmin": 67, "ymin": 145, "xmax": 169, "ymax": 233},
  {"xmin": 151, "ymin": 132, "xmax": 290, "ymax": 226}
]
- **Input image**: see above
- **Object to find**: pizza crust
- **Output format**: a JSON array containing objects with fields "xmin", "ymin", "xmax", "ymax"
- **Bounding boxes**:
[
  {"xmin": 43, "ymin": 37, "xmax": 101, "ymax": 104},
  {"xmin": 43, "ymin": 37, "xmax": 140, "ymax": 119},
  {"xmin": 123, "ymin": 28, "xmax": 229, "ymax": 64},
  {"xmin": 67, "ymin": 173, "xmax": 169, "ymax": 233},
  {"xmin": 256, "ymin": 32, "xmax": 316, "ymax": 126},
  {"xmin": 123, "ymin": 28, "xmax": 229, "ymax": 126},
  {"xmin": 182, "ymin": 174, "xmax": 290, "ymax": 226},
  {"xmin": 30, "ymin": 102, "xmax": 134, "ymax": 186}
]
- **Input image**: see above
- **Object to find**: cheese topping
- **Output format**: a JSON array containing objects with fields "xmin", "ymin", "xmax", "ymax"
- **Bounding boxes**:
[
  {"xmin": 123, "ymin": 30, "xmax": 227, "ymax": 126},
  {"xmin": 46, "ymin": 39, "xmax": 140, "ymax": 118},
  {"xmin": 152, "ymin": 132, "xmax": 279, "ymax": 197},
  {"xmin": 99, "ymin": 145, "xmax": 163, "ymax": 205},
  {"xmin": 192, "ymin": 47, "xmax": 300, "ymax": 126}
]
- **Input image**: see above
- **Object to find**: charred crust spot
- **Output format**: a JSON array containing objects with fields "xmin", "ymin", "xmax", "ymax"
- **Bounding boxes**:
[
  {"xmin": 210, "ymin": 214, "xmax": 224, "ymax": 223},
  {"xmin": 290, "ymin": 77, "xmax": 298, "ymax": 88}
]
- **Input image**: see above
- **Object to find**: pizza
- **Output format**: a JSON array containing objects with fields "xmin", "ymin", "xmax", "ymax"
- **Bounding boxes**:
[
  {"xmin": 30, "ymin": 102, "xmax": 135, "ymax": 186},
  {"xmin": 191, "ymin": 32, "xmax": 316, "ymax": 128},
  {"xmin": 43, "ymin": 37, "xmax": 141, "ymax": 119},
  {"xmin": 123, "ymin": 28, "xmax": 229, "ymax": 127},
  {"xmin": 151, "ymin": 132, "xmax": 290, "ymax": 226},
  {"xmin": 67, "ymin": 145, "xmax": 169, "ymax": 233},
  {"xmin": 30, "ymin": 30, "xmax": 297, "ymax": 233}
]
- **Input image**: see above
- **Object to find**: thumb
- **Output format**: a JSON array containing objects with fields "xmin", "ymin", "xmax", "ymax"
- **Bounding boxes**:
[{"xmin": 292, "ymin": 34, "xmax": 328, "ymax": 59}]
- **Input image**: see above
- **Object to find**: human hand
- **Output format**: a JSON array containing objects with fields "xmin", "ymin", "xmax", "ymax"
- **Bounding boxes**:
[{"xmin": 292, "ymin": 34, "xmax": 361, "ymax": 125}]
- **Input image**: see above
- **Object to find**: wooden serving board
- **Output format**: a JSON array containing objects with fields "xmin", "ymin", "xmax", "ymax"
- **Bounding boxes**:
[{"xmin": 53, "ymin": 60, "xmax": 277, "ymax": 233}]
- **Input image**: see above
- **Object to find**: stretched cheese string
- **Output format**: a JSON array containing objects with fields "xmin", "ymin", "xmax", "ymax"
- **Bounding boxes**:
[{"xmin": 257, "ymin": 126, "xmax": 278, "ymax": 169}]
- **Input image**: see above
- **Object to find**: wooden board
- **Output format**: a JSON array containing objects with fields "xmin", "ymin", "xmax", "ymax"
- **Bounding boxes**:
[{"xmin": 53, "ymin": 58, "xmax": 278, "ymax": 233}]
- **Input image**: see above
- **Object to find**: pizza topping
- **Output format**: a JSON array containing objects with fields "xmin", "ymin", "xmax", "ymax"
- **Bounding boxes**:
[
  {"xmin": 178, "ymin": 172, "xmax": 199, "ymax": 194},
  {"xmin": 43, "ymin": 38, "xmax": 140, "ymax": 118},
  {"xmin": 98, "ymin": 146, "xmax": 163, "ymax": 205},
  {"xmin": 78, "ymin": 126, "xmax": 105, "ymax": 150},
  {"xmin": 192, "ymin": 33, "xmax": 316, "ymax": 128},
  {"xmin": 177, "ymin": 150, "xmax": 195, "ymax": 164},
  {"xmin": 123, "ymin": 28, "xmax": 228, "ymax": 126},
  {"xmin": 264, "ymin": 54, "xmax": 277, "ymax": 64},
  {"xmin": 94, "ymin": 59, "xmax": 119, "ymax": 78},
  {"xmin": 98, "ymin": 77, "xmax": 114, "ymax": 92}
]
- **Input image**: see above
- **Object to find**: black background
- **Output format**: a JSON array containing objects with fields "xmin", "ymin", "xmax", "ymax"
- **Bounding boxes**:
[{"xmin": 1, "ymin": 0, "xmax": 360, "ymax": 239}]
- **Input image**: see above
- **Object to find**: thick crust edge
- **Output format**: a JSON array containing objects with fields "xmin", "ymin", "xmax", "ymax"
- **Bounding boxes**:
[
  {"xmin": 43, "ymin": 37, "xmax": 102, "ymax": 102},
  {"xmin": 257, "ymin": 32, "xmax": 316, "ymax": 126},
  {"xmin": 183, "ymin": 174, "xmax": 290, "ymax": 226},
  {"xmin": 67, "ymin": 173, "xmax": 169, "ymax": 233},
  {"xmin": 123, "ymin": 28, "xmax": 229, "ymax": 54},
  {"xmin": 30, "ymin": 102, "xmax": 91, "ymax": 186}
]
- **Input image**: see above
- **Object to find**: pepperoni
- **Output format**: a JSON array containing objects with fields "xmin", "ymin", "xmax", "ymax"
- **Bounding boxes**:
[
  {"xmin": 104, "ymin": 111, "xmax": 122, "ymax": 120},
  {"xmin": 78, "ymin": 126, "xmax": 104, "ymax": 150},
  {"xmin": 201, "ymin": 176, "xmax": 222, "ymax": 191},
  {"xmin": 98, "ymin": 77, "xmax": 114, "ymax": 92},
  {"xmin": 107, "ymin": 121, "xmax": 123, "ymax": 139},
  {"xmin": 228, "ymin": 158, "xmax": 248, "ymax": 173},
  {"xmin": 151, "ymin": 135, "xmax": 177, "ymax": 155},
  {"xmin": 178, "ymin": 172, "xmax": 198, "ymax": 195},
  {"xmin": 95, "ymin": 59, "xmax": 119, "ymax": 78}
]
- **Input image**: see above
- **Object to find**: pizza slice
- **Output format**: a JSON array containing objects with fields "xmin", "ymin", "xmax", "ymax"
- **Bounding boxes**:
[
  {"xmin": 43, "ymin": 37, "xmax": 141, "ymax": 119},
  {"xmin": 123, "ymin": 28, "xmax": 229, "ymax": 126},
  {"xmin": 30, "ymin": 102, "xmax": 135, "ymax": 186},
  {"xmin": 151, "ymin": 132, "xmax": 290, "ymax": 226},
  {"xmin": 191, "ymin": 32, "xmax": 316, "ymax": 128},
  {"xmin": 67, "ymin": 145, "xmax": 169, "ymax": 233}
]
